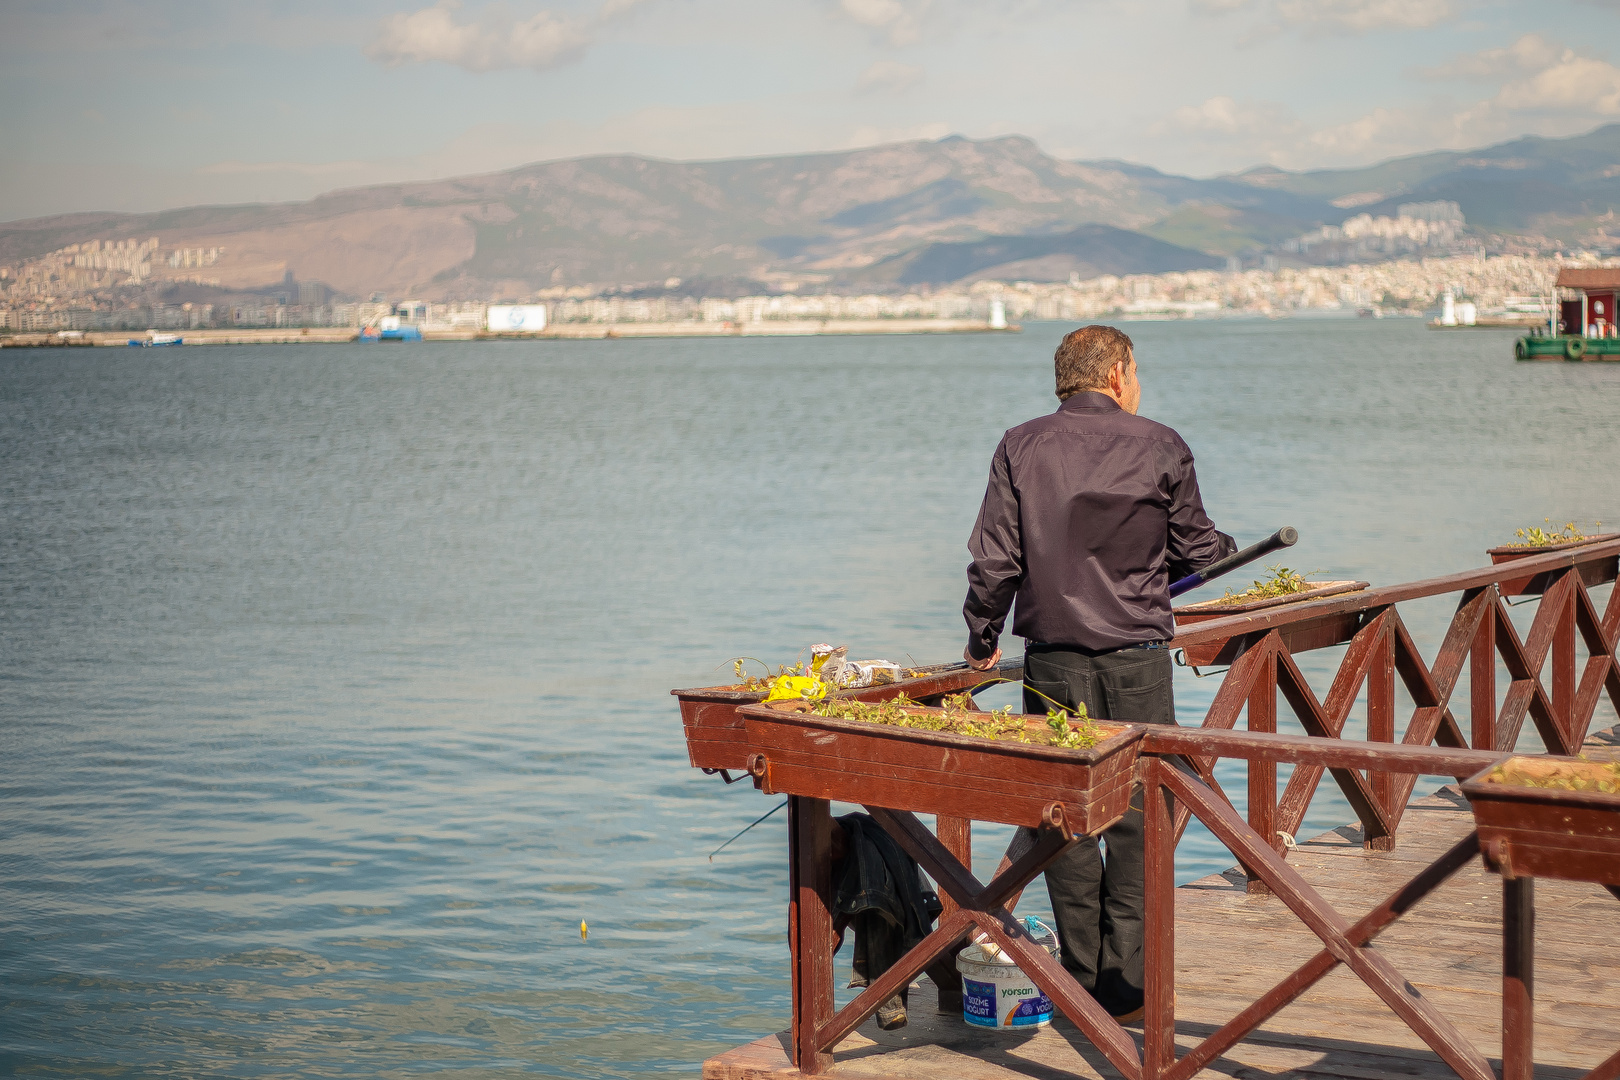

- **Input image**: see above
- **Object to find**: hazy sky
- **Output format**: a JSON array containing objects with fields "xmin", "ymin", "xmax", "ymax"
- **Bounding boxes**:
[{"xmin": 1, "ymin": 0, "xmax": 1613, "ymax": 221}]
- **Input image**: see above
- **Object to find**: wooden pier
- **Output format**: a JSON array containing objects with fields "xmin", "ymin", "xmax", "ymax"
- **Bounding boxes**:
[
  {"xmin": 684, "ymin": 537, "xmax": 1620, "ymax": 1080},
  {"xmin": 707, "ymin": 722, "xmax": 1620, "ymax": 1079}
]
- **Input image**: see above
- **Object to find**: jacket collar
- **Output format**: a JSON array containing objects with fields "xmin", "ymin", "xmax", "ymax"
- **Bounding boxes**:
[{"xmin": 1059, "ymin": 390, "xmax": 1122, "ymax": 413}]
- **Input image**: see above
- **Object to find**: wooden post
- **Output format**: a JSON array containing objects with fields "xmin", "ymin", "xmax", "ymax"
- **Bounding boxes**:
[
  {"xmin": 1502, "ymin": 875, "xmax": 1534, "ymax": 1080},
  {"xmin": 1142, "ymin": 758, "xmax": 1176, "ymax": 1079},
  {"xmin": 1247, "ymin": 651, "xmax": 1277, "ymax": 894},
  {"xmin": 933, "ymin": 814, "xmax": 972, "ymax": 1011},
  {"xmin": 788, "ymin": 796, "xmax": 834, "ymax": 1074},
  {"xmin": 1366, "ymin": 624, "xmax": 1396, "ymax": 852},
  {"xmin": 1554, "ymin": 574, "xmax": 1577, "ymax": 751},
  {"xmin": 1472, "ymin": 589, "xmax": 1497, "ymax": 750},
  {"xmin": 936, "ymin": 816, "xmax": 970, "ymax": 915}
]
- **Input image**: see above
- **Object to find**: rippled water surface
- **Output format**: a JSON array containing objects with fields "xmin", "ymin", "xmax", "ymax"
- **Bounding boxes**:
[{"xmin": 3, "ymin": 320, "xmax": 1618, "ymax": 1076}]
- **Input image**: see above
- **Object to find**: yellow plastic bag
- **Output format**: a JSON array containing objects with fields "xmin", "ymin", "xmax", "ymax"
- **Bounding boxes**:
[{"xmin": 762, "ymin": 674, "xmax": 827, "ymax": 703}]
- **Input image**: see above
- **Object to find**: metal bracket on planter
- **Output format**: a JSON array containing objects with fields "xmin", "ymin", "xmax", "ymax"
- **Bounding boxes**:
[
  {"xmin": 701, "ymin": 767, "xmax": 747, "ymax": 785},
  {"xmin": 1173, "ymin": 648, "xmax": 1230, "ymax": 679}
]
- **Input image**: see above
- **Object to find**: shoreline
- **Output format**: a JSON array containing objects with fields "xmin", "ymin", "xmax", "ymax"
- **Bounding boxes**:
[{"xmin": 0, "ymin": 318, "xmax": 1015, "ymax": 348}]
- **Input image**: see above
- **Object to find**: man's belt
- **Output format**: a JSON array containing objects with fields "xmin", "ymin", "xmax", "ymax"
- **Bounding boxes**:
[{"xmin": 1027, "ymin": 639, "xmax": 1168, "ymax": 653}]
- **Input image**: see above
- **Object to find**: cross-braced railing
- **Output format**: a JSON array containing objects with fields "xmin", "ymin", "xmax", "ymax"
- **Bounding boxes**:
[
  {"xmin": 724, "ymin": 544, "xmax": 1620, "ymax": 1077},
  {"xmin": 781, "ymin": 730, "xmax": 1620, "ymax": 1079},
  {"xmin": 1171, "ymin": 538, "xmax": 1620, "ymax": 889},
  {"xmin": 1137, "ymin": 733, "xmax": 1502, "ymax": 1080},
  {"xmin": 778, "ymin": 734, "xmax": 1513, "ymax": 1079}
]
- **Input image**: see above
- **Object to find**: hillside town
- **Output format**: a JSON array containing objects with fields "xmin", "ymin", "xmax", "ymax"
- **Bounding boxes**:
[{"xmin": 0, "ymin": 250, "xmax": 1574, "ymax": 334}]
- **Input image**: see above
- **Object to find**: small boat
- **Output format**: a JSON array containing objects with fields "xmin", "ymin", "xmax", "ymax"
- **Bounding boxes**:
[
  {"xmin": 128, "ymin": 332, "xmax": 183, "ymax": 347},
  {"xmin": 1515, "ymin": 268, "xmax": 1620, "ymax": 361},
  {"xmin": 358, "ymin": 318, "xmax": 421, "ymax": 343}
]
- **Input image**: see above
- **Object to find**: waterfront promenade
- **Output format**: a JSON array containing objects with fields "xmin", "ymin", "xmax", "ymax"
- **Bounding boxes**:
[
  {"xmin": 702, "ymin": 533, "xmax": 1620, "ymax": 1080},
  {"xmin": 707, "ymin": 726, "xmax": 1620, "ymax": 1080}
]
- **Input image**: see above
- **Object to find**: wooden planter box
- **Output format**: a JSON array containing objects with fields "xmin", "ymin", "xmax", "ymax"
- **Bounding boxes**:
[
  {"xmin": 1461, "ymin": 756, "xmax": 1620, "ymax": 886},
  {"xmin": 1173, "ymin": 581, "xmax": 1369, "ymax": 667},
  {"xmin": 1486, "ymin": 533, "xmax": 1620, "ymax": 597},
  {"xmin": 674, "ymin": 660, "xmax": 1024, "ymax": 773},
  {"xmin": 738, "ymin": 702, "xmax": 1144, "ymax": 836},
  {"xmin": 673, "ymin": 685, "xmax": 772, "ymax": 773}
]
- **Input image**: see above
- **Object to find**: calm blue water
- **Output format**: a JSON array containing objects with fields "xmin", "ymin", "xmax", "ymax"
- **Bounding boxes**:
[{"xmin": 2, "ymin": 320, "xmax": 1617, "ymax": 1076}]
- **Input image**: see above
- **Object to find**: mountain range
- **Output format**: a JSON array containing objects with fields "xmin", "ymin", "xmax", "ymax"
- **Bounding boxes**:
[{"xmin": 6, "ymin": 124, "xmax": 1620, "ymax": 299}]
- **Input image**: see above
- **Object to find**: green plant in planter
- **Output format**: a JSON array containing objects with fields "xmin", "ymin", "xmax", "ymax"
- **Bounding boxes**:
[
  {"xmin": 724, "ymin": 656, "xmax": 810, "ymax": 692},
  {"xmin": 1212, "ymin": 565, "xmax": 1319, "ymax": 606},
  {"xmin": 1043, "ymin": 705, "xmax": 1101, "ymax": 749},
  {"xmin": 1488, "ymin": 756, "xmax": 1620, "ymax": 793},
  {"xmin": 1509, "ymin": 520, "xmax": 1601, "ymax": 547},
  {"xmin": 811, "ymin": 692, "xmax": 1105, "ymax": 749}
]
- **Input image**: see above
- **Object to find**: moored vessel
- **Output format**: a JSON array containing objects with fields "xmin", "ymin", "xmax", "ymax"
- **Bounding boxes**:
[
  {"xmin": 127, "ymin": 332, "xmax": 183, "ymax": 347},
  {"xmin": 1515, "ymin": 268, "xmax": 1620, "ymax": 360}
]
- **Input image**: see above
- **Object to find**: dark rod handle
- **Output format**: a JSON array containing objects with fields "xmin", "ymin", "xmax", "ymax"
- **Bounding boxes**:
[{"xmin": 1169, "ymin": 526, "xmax": 1299, "ymax": 598}]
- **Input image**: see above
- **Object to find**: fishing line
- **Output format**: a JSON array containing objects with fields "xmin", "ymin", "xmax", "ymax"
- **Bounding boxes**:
[{"xmin": 709, "ymin": 800, "xmax": 788, "ymax": 861}]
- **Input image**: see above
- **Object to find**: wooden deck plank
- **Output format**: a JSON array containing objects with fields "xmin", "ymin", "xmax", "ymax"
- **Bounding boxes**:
[{"xmin": 704, "ymin": 727, "xmax": 1620, "ymax": 1080}]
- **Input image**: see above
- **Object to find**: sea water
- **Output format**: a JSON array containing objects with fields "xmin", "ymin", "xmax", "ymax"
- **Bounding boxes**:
[{"xmin": 3, "ymin": 319, "xmax": 1617, "ymax": 1075}]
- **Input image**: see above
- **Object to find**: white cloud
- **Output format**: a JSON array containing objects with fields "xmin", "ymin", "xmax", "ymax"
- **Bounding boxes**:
[
  {"xmin": 1160, "ymin": 95, "xmax": 1303, "ymax": 138},
  {"xmin": 1420, "ymin": 33, "xmax": 1565, "ymax": 81},
  {"xmin": 1192, "ymin": 0, "xmax": 1457, "ymax": 33},
  {"xmin": 1422, "ymin": 35, "xmax": 1620, "ymax": 115},
  {"xmin": 1302, "ymin": 106, "xmax": 1449, "ymax": 160},
  {"xmin": 1275, "ymin": 0, "xmax": 1455, "ymax": 31},
  {"xmin": 599, "ymin": 0, "xmax": 654, "ymax": 16},
  {"xmin": 1494, "ymin": 48, "xmax": 1620, "ymax": 115},
  {"xmin": 1154, "ymin": 32, "xmax": 1620, "ymax": 171},
  {"xmin": 367, "ymin": 2, "xmax": 591, "ymax": 72},
  {"xmin": 856, "ymin": 59, "xmax": 923, "ymax": 93},
  {"xmin": 838, "ymin": 0, "xmax": 930, "ymax": 47},
  {"xmin": 845, "ymin": 121, "xmax": 951, "ymax": 148}
]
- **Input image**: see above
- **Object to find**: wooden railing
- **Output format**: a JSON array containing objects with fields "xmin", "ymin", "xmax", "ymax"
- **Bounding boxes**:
[
  {"xmin": 1135, "ymin": 733, "xmax": 1502, "ymax": 1080},
  {"xmin": 712, "ymin": 543, "xmax": 1620, "ymax": 1078},
  {"xmin": 1167, "ymin": 537, "xmax": 1620, "ymax": 888},
  {"xmin": 777, "ymin": 730, "xmax": 1619, "ymax": 1080},
  {"xmin": 769, "ymin": 734, "xmax": 1517, "ymax": 1079}
]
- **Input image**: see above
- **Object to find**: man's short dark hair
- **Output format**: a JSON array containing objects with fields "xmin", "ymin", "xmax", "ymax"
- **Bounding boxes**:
[{"xmin": 1055, "ymin": 325, "xmax": 1134, "ymax": 400}]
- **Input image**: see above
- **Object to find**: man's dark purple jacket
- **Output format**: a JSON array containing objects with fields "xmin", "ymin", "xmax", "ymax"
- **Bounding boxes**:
[{"xmin": 964, "ymin": 391, "xmax": 1235, "ymax": 659}]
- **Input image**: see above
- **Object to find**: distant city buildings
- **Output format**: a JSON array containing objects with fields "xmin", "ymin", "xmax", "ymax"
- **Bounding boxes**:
[
  {"xmin": 0, "ymin": 226, "xmax": 1593, "ymax": 335},
  {"xmin": 4, "ymin": 237, "xmax": 162, "ymax": 298},
  {"xmin": 1286, "ymin": 202, "xmax": 1466, "ymax": 261},
  {"xmin": 167, "ymin": 247, "xmax": 222, "ymax": 270}
]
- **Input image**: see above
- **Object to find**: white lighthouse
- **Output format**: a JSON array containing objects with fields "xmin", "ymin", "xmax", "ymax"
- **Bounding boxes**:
[{"xmin": 1440, "ymin": 289, "xmax": 1457, "ymax": 326}]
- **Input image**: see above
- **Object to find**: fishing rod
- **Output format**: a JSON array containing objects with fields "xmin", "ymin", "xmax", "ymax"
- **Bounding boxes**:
[{"xmin": 1169, "ymin": 526, "xmax": 1298, "ymax": 598}]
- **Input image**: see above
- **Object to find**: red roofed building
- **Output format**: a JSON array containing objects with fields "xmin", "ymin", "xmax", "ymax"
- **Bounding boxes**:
[
  {"xmin": 1516, "ymin": 267, "xmax": 1620, "ymax": 359},
  {"xmin": 1555, "ymin": 268, "xmax": 1620, "ymax": 336}
]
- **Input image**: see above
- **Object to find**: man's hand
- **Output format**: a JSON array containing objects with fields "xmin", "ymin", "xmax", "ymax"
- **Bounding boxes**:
[{"xmin": 964, "ymin": 645, "xmax": 1002, "ymax": 671}]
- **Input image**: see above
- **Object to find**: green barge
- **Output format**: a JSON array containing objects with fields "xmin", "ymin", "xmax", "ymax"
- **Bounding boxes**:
[
  {"xmin": 1518, "ymin": 268, "xmax": 1620, "ymax": 361},
  {"xmin": 1515, "ymin": 334, "xmax": 1620, "ymax": 360}
]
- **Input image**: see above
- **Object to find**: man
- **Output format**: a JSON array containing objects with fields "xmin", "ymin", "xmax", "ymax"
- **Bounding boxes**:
[{"xmin": 961, "ymin": 324, "xmax": 1233, "ymax": 1021}]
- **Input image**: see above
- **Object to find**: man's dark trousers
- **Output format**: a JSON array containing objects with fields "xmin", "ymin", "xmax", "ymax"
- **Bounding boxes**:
[{"xmin": 1022, "ymin": 642, "xmax": 1176, "ymax": 1017}]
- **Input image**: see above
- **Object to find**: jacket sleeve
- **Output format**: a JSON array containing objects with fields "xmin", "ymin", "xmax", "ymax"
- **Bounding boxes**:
[
  {"xmin": 963, "ymin": 438, "xmax": 1023, "ymax": 661},
  {"xmin": 1164, "ymin": 446, "xmax": 1235, "ymax": 582}
]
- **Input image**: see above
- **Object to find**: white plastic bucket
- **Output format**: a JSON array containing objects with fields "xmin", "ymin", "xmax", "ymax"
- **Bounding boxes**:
[{"xmin": 957, "ymin": 918, "xmax": 1060, "ymax": 1030}]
